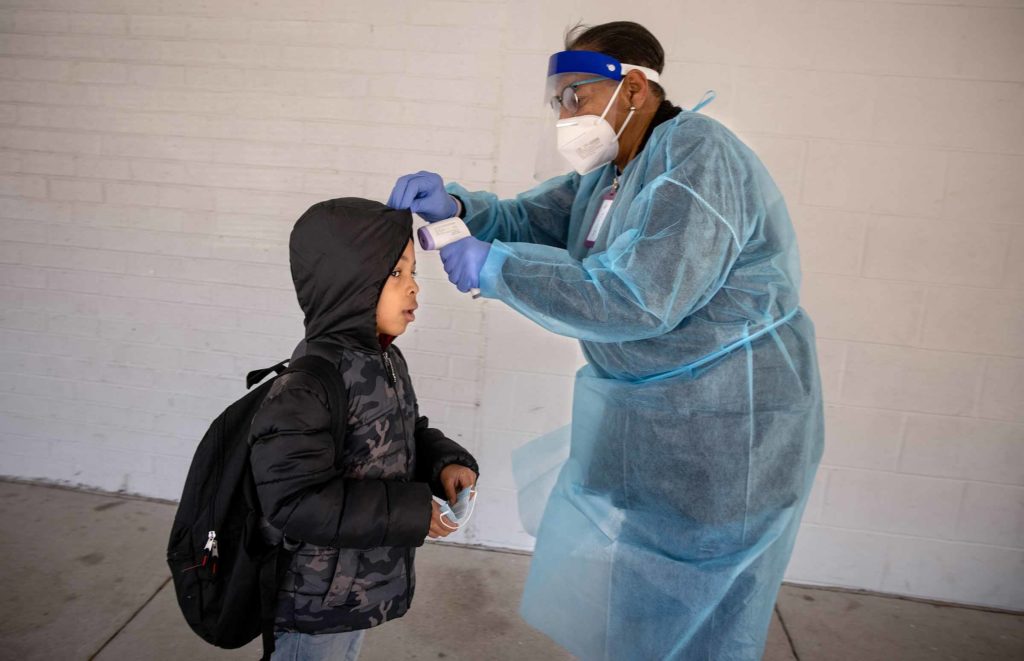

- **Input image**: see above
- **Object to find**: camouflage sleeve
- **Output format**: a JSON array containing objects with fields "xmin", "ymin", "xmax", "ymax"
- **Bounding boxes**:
[
  {"xmin": 250, "ymin": 372, "xmax": 433, "ymax": 548},
  {"xmin": 414, "ymin": 415, "xmax": 480, "ymax": 499}
]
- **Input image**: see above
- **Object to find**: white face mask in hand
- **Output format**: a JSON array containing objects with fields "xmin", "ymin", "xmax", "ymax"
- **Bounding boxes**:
[
  {"xmin": 439, "ymin": 486, "xmax": 477, "ymax": 530},
  {"xmin": 555, "ymin": 79, "xmax": 636, "ymax": 176}
]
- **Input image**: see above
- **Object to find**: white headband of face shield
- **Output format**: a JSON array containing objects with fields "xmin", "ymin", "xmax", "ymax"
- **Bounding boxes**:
[{"xmin": 620, "ymin": 63, "xmax": 660, "ymax": 84}]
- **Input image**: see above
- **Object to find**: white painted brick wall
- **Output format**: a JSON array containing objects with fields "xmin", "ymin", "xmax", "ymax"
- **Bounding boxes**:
[{"xmin": 0, "ymin": 0, "xmax": 1021, "ymax": 610}]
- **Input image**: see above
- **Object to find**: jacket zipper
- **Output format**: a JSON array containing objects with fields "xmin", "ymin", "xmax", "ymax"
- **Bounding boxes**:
[
  {"xmin": 380, "ymin": 349, "xmax": 409, "ymax": 472},
  {"xmin": 382, "ymin": 348, "xmax": 415, "ymax": 606},
  {"xmin": 381, "ymin": 350, "xmax": 397, "ymax": 386}
]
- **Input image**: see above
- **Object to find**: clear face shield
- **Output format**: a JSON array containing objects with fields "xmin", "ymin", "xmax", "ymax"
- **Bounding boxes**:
[{"xmin": 534, "ymin": 50, "xmax": 661, "ymax": 181}]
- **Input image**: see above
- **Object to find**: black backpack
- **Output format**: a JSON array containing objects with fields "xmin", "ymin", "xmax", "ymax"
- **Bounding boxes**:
[{"xmin": 166, "ymin": 351, "xmax": 347, "ymax": 660}]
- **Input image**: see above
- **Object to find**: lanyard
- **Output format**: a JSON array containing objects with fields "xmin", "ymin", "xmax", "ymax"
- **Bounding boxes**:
[{"xmin": 585, "ymin": 176, "xmax": 619, "ymax": 248}]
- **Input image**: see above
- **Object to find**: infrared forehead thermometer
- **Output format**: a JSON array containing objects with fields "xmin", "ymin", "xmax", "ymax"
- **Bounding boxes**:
[{"xmin": 417, "ymin": 218, "xmax": 481, "ymax": 299}]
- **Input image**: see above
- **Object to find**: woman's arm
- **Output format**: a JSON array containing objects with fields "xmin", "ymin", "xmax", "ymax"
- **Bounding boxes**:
[
  {"xmin": 477, "ymin": 127, "xmax": 759, "ymax": 342},
  {"xmin": 448, "ymin": 172, "xmax": 580, "ymax": 248}
]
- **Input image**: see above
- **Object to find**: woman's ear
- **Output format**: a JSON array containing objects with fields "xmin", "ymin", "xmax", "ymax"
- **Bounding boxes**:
[{"xmin": 625, "ymin": 70, "xmax": 649, "ymax": 107}]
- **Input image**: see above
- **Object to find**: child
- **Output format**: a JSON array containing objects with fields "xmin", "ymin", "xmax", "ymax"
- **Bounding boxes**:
[{"xmin": 249, "ymin": 197, "xmax": 479, "ymax": 660}]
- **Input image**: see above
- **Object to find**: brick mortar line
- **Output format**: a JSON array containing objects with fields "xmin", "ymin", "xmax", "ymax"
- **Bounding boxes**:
[
  {"xmin": 5, "ymin": 114, "xmax": 1024, "ymax": 161},
  {"xmin": 811, "ymin": 464, "xmax": 1024, "ymax": 490},
  {"xmin": 3, "ymin": 35, "xmax": 1024, "ymax": 85},
  {"xmin": 0, "ymin": 326, "xmax": 479, "ymax": 359},
  {"xmin": 9, "ymin": 229, "xmax": 1015, "ymax": 292},
  {"xmin": 0, "ymin": 369, "xmax": 485, "ymax": 422},
  {"xmin": 789, "ymin": 521, "xmax": 1024, "ymax": 553},
  {"xmin": 0, "ymin": 328, "xmax": 473, "ymax": 360},
  {"xmin": 0, "ymin": 242, "xmax": 464, "ymax": 287}
]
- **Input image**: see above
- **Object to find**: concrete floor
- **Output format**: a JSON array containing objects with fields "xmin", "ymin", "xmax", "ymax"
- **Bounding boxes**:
[{"xmin": 0, "ymin": 481, "xmax": 1020, "ymax": 661}]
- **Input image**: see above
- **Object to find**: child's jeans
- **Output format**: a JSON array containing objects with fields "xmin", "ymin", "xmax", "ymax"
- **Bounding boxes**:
[{"xmin": 271, "ymin": 629, "xmax": 365, "ymax": 661}]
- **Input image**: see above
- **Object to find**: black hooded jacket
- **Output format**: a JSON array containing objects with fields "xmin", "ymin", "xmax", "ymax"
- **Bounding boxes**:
[{"xmin": 249, "ymin": 198, "xmax": 478, "ymax": 634}]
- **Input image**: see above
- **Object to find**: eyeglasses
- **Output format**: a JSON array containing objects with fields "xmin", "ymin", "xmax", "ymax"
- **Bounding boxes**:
[{"xmin": 549, "ymin": 77, "xmax": 609, "ymax": 115}]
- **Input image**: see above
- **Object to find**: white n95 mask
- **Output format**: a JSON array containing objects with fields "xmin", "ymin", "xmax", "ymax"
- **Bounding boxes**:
[{"xmin": 556, "ymin": 80, "xmax": 635, "ymax": 176}]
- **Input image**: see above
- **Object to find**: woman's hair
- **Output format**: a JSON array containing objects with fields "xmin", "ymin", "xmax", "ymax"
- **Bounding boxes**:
[{"xmin": 565, "ymin": 21, "xmax": 666, "ymax": 100}]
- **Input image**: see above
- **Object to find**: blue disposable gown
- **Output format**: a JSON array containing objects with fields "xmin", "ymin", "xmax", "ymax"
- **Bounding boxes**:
[{"xmin": 448, "ymin": 111, "xmax": 823, "ymax": 660}]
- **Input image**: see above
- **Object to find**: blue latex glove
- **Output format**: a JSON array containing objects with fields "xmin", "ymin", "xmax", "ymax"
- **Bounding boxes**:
[
  {"xmin": 387, "ymin": 171, "xmax": 458, "ymax": 222},
  {"xmin": 440, "ymin": 237, "xmax": 490, "ymax": 293}
]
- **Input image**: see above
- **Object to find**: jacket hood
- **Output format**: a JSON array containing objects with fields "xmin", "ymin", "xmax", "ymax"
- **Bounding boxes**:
[{"xmin": 289, "ymin": 197, "xmax": 412, "ymax": 353}]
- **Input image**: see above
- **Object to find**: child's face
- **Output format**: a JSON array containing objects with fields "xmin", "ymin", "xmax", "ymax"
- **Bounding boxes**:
[{"xmin": 376, "ymin": 240, "xmax": 419, "ymax": 337}]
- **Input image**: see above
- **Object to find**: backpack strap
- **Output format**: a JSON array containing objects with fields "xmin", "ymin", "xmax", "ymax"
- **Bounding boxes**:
[
  {"xmin": 284, "ymin": 352, "xmax": 348, "ymax": 470},
  {"xmin": 245, "ymin": 359, "xmax": 290, "ymax": 390},
  {"xmin": 259, "ymin": 547, "xmax": 288, "ymax": 661},
  {"xmin": 257, "ymin": 350, "xmax": 349, "ymax": 659}
]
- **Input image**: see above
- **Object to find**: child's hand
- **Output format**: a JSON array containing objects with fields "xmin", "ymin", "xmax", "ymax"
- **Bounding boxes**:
[
  {"xmin": 428, "ymin": 500, "xmax": 456, "ymax": 539},
  {"xmin": 440, "ymin": 464, "xmax": 478, "ymax": 505}
]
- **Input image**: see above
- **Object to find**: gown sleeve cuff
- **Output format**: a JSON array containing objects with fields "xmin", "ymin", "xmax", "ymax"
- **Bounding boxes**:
[
  {"xmin": 445, "ymin": 182, "xmax": 474, "ymax": 214},
  {"xmin": 479, "ymin": 240, "xmax": 511, "ymax": 299}
]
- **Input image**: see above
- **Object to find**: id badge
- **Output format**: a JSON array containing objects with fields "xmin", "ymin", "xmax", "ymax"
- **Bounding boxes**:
[{"xmin": 585, "ymin": 189, "xmax": 616, "ymax": 248}]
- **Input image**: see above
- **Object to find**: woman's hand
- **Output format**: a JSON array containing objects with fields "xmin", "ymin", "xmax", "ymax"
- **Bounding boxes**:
[
  {"xmin": 439, "ymin": 237, "xmax": 490, "ymax": 293},
  {"xmin": 439, "ymin": 463, "xmax": 478, "ymax": 505},
  {"xmin": 387, "ymin": 171, "xmax": 458, "ymax": 222}
]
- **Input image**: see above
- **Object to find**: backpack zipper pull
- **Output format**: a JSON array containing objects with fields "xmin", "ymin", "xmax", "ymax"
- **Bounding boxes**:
[
  {"xmin": 201, "ymin": 530, "xmax": 217, "ymax": 572},
  {"xmin": 382, "ymin": 351, "xmax": 397, "ymax": 385}
]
